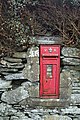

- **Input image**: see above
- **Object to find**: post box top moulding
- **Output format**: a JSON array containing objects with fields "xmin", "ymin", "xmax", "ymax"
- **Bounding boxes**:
[{"xmin": 30, "ymin": 36, "xmax": 62, "ymax": 45}]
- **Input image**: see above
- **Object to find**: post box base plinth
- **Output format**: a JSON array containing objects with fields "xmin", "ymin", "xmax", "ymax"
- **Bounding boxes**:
[{"xmin": 40, "ymin": 95, "xmax": 59, "ymax": 99}]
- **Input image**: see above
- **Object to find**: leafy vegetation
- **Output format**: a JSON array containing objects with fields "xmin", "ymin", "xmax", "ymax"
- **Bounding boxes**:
[{"xmin": 0, "ymin": 0, "xmax": 80, "ymax": 56}]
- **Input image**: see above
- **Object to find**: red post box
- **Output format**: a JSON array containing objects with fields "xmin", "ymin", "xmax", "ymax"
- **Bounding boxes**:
[{"xmin": 40, "ymin": 45, "xmax": 60, "ymax": 98}]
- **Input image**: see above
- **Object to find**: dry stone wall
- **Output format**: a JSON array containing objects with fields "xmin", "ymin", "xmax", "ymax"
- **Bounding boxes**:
[{"xmin": 0, "ymin": 46, "xmax": 80, "ymax": 120}]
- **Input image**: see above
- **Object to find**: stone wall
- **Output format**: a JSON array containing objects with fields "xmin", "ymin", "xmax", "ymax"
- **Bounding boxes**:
[{"xmin": 0, "ymin": 45, "xmax": 80, "ymax": 120}]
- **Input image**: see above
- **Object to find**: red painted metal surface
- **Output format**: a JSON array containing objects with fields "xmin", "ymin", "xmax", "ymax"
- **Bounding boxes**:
[{"xmin": 40, "ymin": 45, "xmax": 60, "ymax": 98}]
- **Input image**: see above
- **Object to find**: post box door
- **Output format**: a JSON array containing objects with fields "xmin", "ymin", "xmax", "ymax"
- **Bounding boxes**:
[{"xmin": 42, "ymin": 59, "xmax": 57, "ymax": 95}]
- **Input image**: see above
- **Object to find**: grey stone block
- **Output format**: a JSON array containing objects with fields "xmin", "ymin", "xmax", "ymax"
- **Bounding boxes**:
[
  {"xmin": 62, "ymin": 47, "xmax": 80, "ymax": 58},
  {"xmin": 13, "ymin": 52, "xmax": 27, "ymax": 58},
  {"xmin": 0, "ymin": 103, "xmax": 17, "ymax": 116},
  {"xmin": 1, "ymin": 86, "xmax": 29, "ymax": 104},
  {"xmin": 0, "ymin": 79, "xmax": 12, "ymax": 89},
  {"xmin": 0, "ymin": 117, "xmax": 10, "ymax": 120},
  {"xmin": 23, "ymin": 57, "xmax": 39, "ymax": 82},
  {"xmin": 62, "ymin": 58, "xmax": 80, "ymax": 66},
  {"xmin": 44, "ymin": 115, "xmax": 72, "ymax": 120},
  {"xmin": 5, "ymin": 73, "xmax": 24, "ymax": 80},
  {"xmin": 3, "ymin": 57, "xmax": 22, "ymax": 63}
]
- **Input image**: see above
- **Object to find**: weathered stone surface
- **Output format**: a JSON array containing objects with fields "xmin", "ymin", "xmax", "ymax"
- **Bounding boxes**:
[
  {"xmin": 72, "ymin": 86, "xmax": 80, "ymax": 94},
  {"xmin": 63, "ymin": 66, "xmax": 80, "ymax": 71},
  {"xmin": 10, "ymin": 116, "xmax": 29, "ymax": 120},
  {"xmin": 23, "ymin": 57, "xmax": 39, "ymax": 81},
  {"xmin": 71, "ymin": 94, "xmax": 80, "ymax": 104},
  {"xmin": 28, "ymin": 83, "xmax": 39, "ymax": 97},
  {"xmin": 44, "ymin": 115, "xmax": 72, "ymax": 120},
  {"xmin": 62, "ymin": 58, "xmax": 80, "ymax": 65},
  {"xmin": 10, "ymin": 116, "xmax": 19, "ymax": 120},
  {"xmin": 14, "ymin": 111, "xmax": 29, "ymax": 119},
  {"xmin": 62, "ymin": 47, "xmax": 80, "ymax": 58},
  {"xmin": 0, "ymin": 60, "xmax": 23, "ymax": 67},
  {"xmin": 60, "ymin": 70, "xmax": 71, "ymax": 92},
  {"xmin": 27, "ymin": 98, "xmax": 69, "ymax": 108},
  {"xmin": 70, "ymin": 70, "xmax": 80, "ymax": 80},
  {"xmin": 21, "ymin": 81, "xmax": 39, "ymax": 97},
  {"xmin": 0, "ymin": 117, "xmax": 9, "ymax": 120},
  {"xmin": 0, "ymin": 79, "xmax": 12, "ymax": 89},
  {"xmin": 60, "ymin": 88, "xmax": 70, "ymax": 99},
  {"xmin": 0, "ymin": 59, "xmax": 7, "ymax": 66},
  {"xmin": 13, "ymin": 52, "xmax": 27, "ymax": 58},
  {"xmin": 0, "ymin": 59, "xmax": 25, "ymax": 70},
  {"xmin": 3, "ymin": 57, "xmax": 22, "ymax": 63},
  {"xmin": 19, "ymin": 99, "xmax": 28, "ymax": 106},
  {"xmin": 0, "ymin": 72, "xmax": 9, "ymax": 76},
  {"xmin": 21, "ymin": 81, "xmax": 32, "ymax": 88},
  {"xmin": 60, "ymin": 70, "xmax": 70, "ymax": 87},
  {"xmin": 61, "ymin": 106, "xmax": 80, "ymax": 114},
  {"xmin": 5, "ymin": 73, "xmax": 24, "ymax": 80},
  {"xmin": 33, "ymin": 36, "xmax": 62, "ymax": 45},
  {"xmin": 27, "ymin": 46, "xmax": 39, "ymax": 57},
  {"xmin": 0, "ymin": 68, "xmax": 18, "ymax": 73},
  {"xmin": 72, "ymin": 82, "xmax": 80, "ymax": 87},
  {"xmin": 7, "ymin": 64, "xmax": 24, "ymax": 69},
  {"xmin": 61, "ymin": 69, "xmax": 80, "ymax": 83},
  {"xmin": 1, "ymin": 86, "xmax": 29, "ymax": 104},
  {"xmin": 0, "ymin": 103, "xmax": 17, "ymax": 116}
]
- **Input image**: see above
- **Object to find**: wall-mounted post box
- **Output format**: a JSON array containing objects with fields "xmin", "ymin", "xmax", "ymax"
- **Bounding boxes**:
[{"xmin": 40, "ymin": 45, "xmax": 60, "ymax": 98}]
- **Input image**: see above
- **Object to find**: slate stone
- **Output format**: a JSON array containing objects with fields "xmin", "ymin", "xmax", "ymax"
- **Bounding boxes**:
[
  {"xmin": 1, "ymin": 86, "xmax": 29, "ymax": 104},
  {"xmin": 0, "ymin": 64, "xmax": 6, "ymax": 68},
  {"xmin": 10, "ymin": 116, "xmax": 19, "ymax": 120},
  {"xmin": 44, "ymin": 115, "xmax": 72, "ymax": 120},
  {"xmin": 0, "ymin": 78, "xmax": 12, "ymax": 89},
  {"xmin": 9, "ymin": 62, "xmax": 23, "ymax": 66},
  {"xmin": 0, "ymin": 117, "xmax": 9, "ymax": 120},
  {"xmin": 0, "ymin": 72, "xmax": 9, "ymax": 76},
  {"xmin": 13, "ymin": 52, "xmax": 27, "ymax": 58},
  {"xmin": 5, "ymin": 73, "xmax": 24, "ymax": 80},
  {"xmin": 0, "ymin": 103, "xmax": 17, "ymax": 116},
  {"xmin": 61, "ymin": 106, "xmax": 80, "ymax": 114},
  {"xmin": 62, "ymin": 58, "xmax": 80, "ymax": 65},
  {"xmin": 21, "ymin": 81, "xmax": 32, "ymax": 88},
  {"xmin": 7, "ymin": 65, "xmax": 25, "ymax": 69},
  {"xmin": 71, "ymin": 94, "xmax": 80, "ymax": 104},
  {"xmin": 0, "ymin": 68, "xmax": 18, "ymax": 73},
  {"xmin": 0, "ymin": 59, "xmax": 7, "ymax": 66},
  {"xmin": 62, "ymin": 47, "xmax": 80, "ymax": 58},
  {"xmin": 3, "ymin": 57, "xmax": 22, "ymax": 63},
  {"xmin": 63, "ymin": 66, "xmax": 80, "ymax": 71},
  {"xmin": 72, "ymin": 90, "xmax": 80, "ymax": 94},
  {"xmin": 72, "ymin": 82, "xmax": 80, "ymax": 87},
  {"xmin": 13, "ymin": 111, "xmax": 29, "ymax": 120},
  {"xmin": 10, "ymin": 116, "xmax": 30, "ymax": 120},
  {"xmin": 0, "ymin": 60, "xmax": 23, "ymax": 69}
]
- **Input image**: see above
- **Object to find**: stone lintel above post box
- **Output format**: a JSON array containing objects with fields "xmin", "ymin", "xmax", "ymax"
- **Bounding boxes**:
[{"xmin": 29, "ymin": 36, "xmax": 62, "ymax": 45}]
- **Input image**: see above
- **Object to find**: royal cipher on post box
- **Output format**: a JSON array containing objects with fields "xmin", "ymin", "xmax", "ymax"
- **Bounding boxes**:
[{"xmin": 40, "ymin": 45, "xmax": 60, "ymax": 98}]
